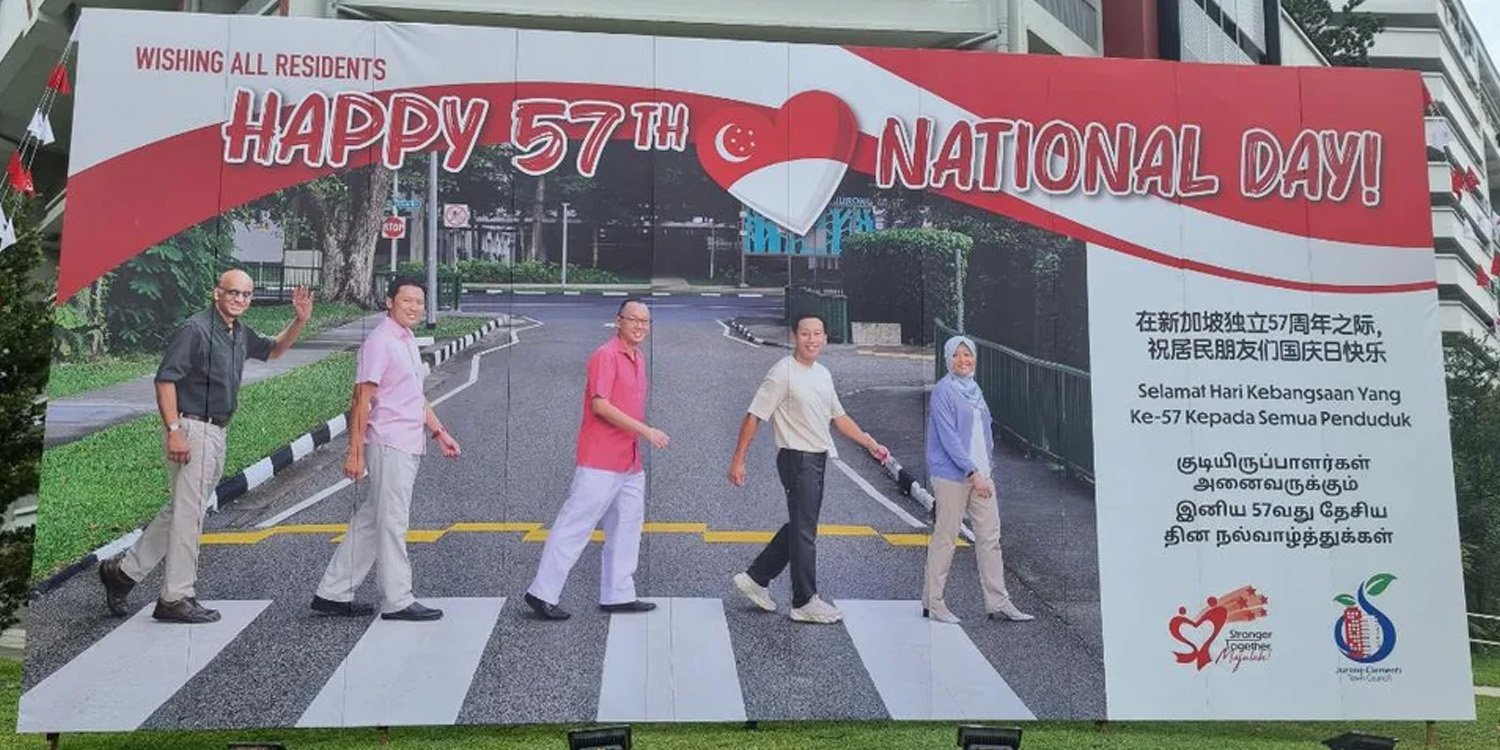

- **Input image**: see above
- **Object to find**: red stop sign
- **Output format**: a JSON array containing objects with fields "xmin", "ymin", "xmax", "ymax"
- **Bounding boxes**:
[{"xmin": 381, "ymin": 216, "xmax": 406, "ymax": 239}]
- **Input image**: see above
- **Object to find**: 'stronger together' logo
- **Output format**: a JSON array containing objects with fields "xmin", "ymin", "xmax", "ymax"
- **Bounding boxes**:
[{"xmin": 1169, "ymin": 585, "xmax": 1270, "ymax": 671}]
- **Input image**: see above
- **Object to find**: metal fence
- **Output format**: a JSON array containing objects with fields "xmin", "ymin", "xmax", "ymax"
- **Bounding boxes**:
[
  {"xmin": 934, "ymin": 319, "xmax": 1094, "ymax": 483},
  {"xmin": 227, "ymin": 260, "xmax": 321, "ymax": 302},
  {"xmin": 785, "ymin": 286, "xmax": 851, "ymax": 344}
]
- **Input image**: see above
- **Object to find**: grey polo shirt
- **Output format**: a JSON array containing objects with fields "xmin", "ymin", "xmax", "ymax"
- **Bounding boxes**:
[{"xmin": 156, "ymin": 308, "xmax": 275, "ymax": 422}]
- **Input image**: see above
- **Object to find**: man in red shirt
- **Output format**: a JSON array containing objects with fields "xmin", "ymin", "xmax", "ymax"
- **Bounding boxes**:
[{"xmin": 525, "ymin": 299, "xmax": 669, "ymax": 620}]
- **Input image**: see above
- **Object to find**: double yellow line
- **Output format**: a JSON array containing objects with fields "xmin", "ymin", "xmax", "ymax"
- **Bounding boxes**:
[{"xmin": 202, "ymin": 521, "xmax": 967, "ymax": 548}]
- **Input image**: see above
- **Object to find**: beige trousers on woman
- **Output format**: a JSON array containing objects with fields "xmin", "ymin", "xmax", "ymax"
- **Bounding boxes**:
[{"xmin": 923, "ymin": 476, "xmax": 1013, "ymax": 617}]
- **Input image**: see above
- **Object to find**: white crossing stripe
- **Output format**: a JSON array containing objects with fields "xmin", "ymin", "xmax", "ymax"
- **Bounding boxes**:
[
  {"xmin": 297, "ymin": 597, "xmax": 505, "ymax": 728},
  {"xmin": 18, "ymin": 600, "xmax": 272, "ymax": 732},
  {"xmin": 596, "ymin": 597, "xmax": 747, "ymax": 722},
  {"xmin": 838, "ymin": 599, "xmax": 1034, "ymax": 720}
]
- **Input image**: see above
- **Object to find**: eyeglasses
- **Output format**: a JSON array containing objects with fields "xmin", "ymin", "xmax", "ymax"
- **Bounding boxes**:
[
  {"xmin": 219, "ymin": 288, "xmax": 254, "ymax": 300},
  {"xmin": 618, "ymin": 316, "xmax": 651, "ymax": 325}
]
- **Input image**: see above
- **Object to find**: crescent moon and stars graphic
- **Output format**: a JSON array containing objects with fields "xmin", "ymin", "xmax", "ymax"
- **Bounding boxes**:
[{"xmin": 714, "ymin": 122, "xmax": 756, "ymax": 164}]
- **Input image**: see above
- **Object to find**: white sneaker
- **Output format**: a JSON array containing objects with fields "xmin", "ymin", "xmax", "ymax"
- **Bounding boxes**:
[
  {"xmin": 789, "ymin": 595, "xmax": 843, "ymax": 624},
  {"xmin": 989, "ymin": 600, "xmax": 1035, "ymax": 622},
  {"xmin": 733, "ymin": 572, "xmax": 776, "ymax": 612}
]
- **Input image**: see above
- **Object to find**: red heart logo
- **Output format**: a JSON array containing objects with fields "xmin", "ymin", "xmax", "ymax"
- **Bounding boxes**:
[
  {"xmin": 695, "ymin": 90, "xmax": 859, "ymax": 236},
  {"xmin": 1169, "ymin": 606, "xmax": 1227, "ymax": 670}
]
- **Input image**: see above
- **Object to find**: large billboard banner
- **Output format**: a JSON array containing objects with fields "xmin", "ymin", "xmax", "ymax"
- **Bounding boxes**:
[{"xmin": 20, "ymin": 8, "xmax": 1473, "ymax": 732}]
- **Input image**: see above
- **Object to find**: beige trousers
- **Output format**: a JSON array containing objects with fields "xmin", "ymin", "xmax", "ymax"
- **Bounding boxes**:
[
  {"xmin": 923, "ymin": 475, "xmax": 1013, "ymax": 617},
  {"xmin": 121, "ymin": 418, "xmax": 227, "ymax": 603},
  {"xmin": 315, "ymin": 443, "xmax": 420, "ymax": 614}
]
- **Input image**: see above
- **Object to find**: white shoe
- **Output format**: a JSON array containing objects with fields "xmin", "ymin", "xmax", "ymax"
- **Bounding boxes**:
[
  {"xmin": 923, "ymin": 607, "xmax": 961, "ymax": 624},
  {"xmin": 989, "ymin": 600, "xmax": 1035, "ymax": 622},
  {"xmin": 789, "ymin": 595, "xmax": 843, "ymax": 624},
  {"xmin": 733, "ymin": 572, "xmax": 776, "ymax": 612}
]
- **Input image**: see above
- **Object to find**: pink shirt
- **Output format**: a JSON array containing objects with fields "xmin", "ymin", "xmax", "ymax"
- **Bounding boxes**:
[
  {"xmin": 357, "ymin": 315, "xmax": 428, "ymax": 455},
  {"xmin": 576, "ymin": 335, "xmax": 647, "ymax": 473}
]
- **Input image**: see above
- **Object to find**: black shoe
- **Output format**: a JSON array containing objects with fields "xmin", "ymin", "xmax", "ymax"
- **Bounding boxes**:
[
  {"xmin": 922, "ymin": 608, "xmax": 930, "ymax": 618},
  {"xmin": 381, "ymin": 602, "xmax": 444, "ymax": 621},
  {"xmin": 152, "ymin": 597, "xmax": 221, "ymax": 624},
  {"xmin": 525, "ymin": 592, "xmax": 571, "ymax": 620},
  {"xmin": 311, "ymin": 596, "xmax": 375, "ymax": 617},
  {"xmin": 98, "ymin": 557, "xmax": 135, "ymax": 617},
  {"xmin": 600, "ymin": 600, "xmax": 657, "ymax": 613}
]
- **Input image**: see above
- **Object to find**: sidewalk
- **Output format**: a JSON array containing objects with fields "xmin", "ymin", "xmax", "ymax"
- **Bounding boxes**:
[{"xmin": 41, "ymin": 312, "xmax": 488, "ymax": 448}]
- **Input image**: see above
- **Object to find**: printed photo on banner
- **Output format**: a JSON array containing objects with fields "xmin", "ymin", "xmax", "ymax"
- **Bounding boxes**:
[{"xmin": 17, "ymin": 7, "xmax": 1475, "ymax": 735}]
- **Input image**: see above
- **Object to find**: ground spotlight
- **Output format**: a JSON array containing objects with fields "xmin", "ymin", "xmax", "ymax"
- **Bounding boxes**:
[
  {"xmin": 957, "ymin": 724, "xmax": 1022, "ymax": 750},
  {"xmin": 568, "ymin": 724, "xmax": 632, "ymax": 750},
  {"xmin": 1322, "ymin": 731, "xmax": 1399, "ymax": 750}
]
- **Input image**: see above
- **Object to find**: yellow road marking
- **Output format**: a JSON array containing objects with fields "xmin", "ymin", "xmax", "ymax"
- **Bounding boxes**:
[{"xmin": 203, "ymin": 521, "xmax": 966, "ymax": 549}]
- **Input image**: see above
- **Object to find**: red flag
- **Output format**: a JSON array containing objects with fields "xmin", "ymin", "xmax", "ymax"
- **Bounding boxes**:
[
  {"xmin": 1451, "ymin": 165, "xmax": 1465, "ymax": 195},
  {"xmin": 6, "ymin": 153, "xmax": 34, "ymax": 195},
  {"xmin": 1464, "ymin": 167, "xmax": 1481, "ymax": 194},
  {"xmin": 1491, "ymin": 252, "xmax": 1500, "ymax": 277},
  {"xmin": 46, "ymin": 63, "xmax": 69, "ymax": 94},
  {"xmin": 1422, "ymin": 84, "xmax": 1435, "ymax": 113},
  {"xmin": 1476, "ymin": 265, "xmax": 1491, "ymax": 288}
]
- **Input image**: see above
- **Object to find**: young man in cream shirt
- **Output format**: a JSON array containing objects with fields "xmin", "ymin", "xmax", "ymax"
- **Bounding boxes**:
[{"xmin": 727, "ymin": 313, "xmax": 887, "ymax": 624}]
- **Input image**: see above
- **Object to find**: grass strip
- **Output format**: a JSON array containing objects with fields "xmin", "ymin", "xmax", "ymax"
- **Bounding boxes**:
[
  {"xmin": 32, "ymin": 353, "xmax": 357, "ymax": 579},
  {"xmin": 0, "ymin": 658, "xmax": 1494, "ymax": 749}
]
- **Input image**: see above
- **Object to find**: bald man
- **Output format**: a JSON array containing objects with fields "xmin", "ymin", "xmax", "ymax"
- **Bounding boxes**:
[{"xmin": 98, "ymin": 272, "xmax": 313, "ymax": 623}]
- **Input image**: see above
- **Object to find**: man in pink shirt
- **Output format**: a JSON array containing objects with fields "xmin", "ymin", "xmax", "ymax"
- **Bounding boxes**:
[
  {"xmin": 311, "ymin": 277, "xmax": 461, "ymax": 622},
  {"xmin": 525, "ymin": 298, "xmax": 669, "ymax": 620}
]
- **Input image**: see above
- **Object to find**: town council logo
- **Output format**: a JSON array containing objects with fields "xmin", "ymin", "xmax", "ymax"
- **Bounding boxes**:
[{"xmin": 1333, "ymin": 572, "xmax": 1403, "ymax": 684}]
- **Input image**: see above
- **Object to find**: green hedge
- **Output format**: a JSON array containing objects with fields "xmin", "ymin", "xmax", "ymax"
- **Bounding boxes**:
[
  {"xmin": 395, "ymin": 260, "xmax": 624, "ymax": 285},
  {"xmin": 842, "ymin": 229, "xmax": 972, "ymax": 345}
]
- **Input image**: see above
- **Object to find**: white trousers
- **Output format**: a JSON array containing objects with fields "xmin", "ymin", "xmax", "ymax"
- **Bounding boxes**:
[
  {"xmin": 315, "ymin": 444, "xmax": 420, "ymax": 614},
  {"xmin": 527, "ymin": 466, "xmax": 646, "ymax": 606}
]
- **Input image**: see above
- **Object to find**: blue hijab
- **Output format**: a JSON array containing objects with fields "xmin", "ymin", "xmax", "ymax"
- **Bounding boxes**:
[{"xmin": 943, "ymin": 335, "xmax": 986, "ymax": 409}]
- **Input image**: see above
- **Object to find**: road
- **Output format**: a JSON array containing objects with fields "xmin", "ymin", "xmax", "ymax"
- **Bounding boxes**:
[{"xmin": 20, "ymin": 294, "xmax": 1104, "ymax": 732}]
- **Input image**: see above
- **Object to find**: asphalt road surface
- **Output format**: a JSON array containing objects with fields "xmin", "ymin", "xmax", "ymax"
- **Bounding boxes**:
[{"xmin": 21, "ymin": 294, "xmax": 1105, "ymax": 732}]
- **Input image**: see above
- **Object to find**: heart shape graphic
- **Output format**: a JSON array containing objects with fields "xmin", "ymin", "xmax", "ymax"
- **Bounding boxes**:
[
  {"xmin": 1169, "ymin": 607, "xmax": 1227, "ymax": 670},
  {"xmin": 695, "ymin": 90, "xmax": 859, "ymax": 237}
]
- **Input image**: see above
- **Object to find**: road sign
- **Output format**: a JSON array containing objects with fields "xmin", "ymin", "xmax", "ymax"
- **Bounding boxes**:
[
  {"xmin": 381, "ymin": 215, "xmax": 406, "ymax": 240},
  {"xmin": 391, "ymin": 197, "xmax": 422, "ymax": 212},
  {"xmin": 443, "ymin": 203, "xmax": 470, "ymax": 228}
]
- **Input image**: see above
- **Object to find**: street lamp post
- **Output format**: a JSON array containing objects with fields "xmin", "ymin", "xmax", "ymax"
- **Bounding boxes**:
[{"xmin": 560, "ymin": 201, "xmax": 571, "ymax": 288}]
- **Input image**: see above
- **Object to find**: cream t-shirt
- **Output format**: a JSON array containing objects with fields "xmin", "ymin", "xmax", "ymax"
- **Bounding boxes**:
[{"xmin": 747, "ymin": 356, "xmax": 846, "ymax": 457}]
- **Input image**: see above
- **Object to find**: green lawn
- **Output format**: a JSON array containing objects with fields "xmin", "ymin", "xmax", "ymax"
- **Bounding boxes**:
[
  {"xmin": 32, "ymin": 352, "xmax": 358, "ymax": 579},
  {"xmin": 32, "ymin": 312, "xmax": 505, "ymax": 579},
  {"xmin": 44, "ymin": 302, "xmax": 370, "ymax": 400},
  {"xmin": 1474, "ymin": 647, "xmax": 1500, "ymax": 687},
  {"xmin": 0, "ymin": 657, "xmax": 1493, "ymax": 749},
  {"xmin": 44, "ymin": 354, "xmax": 159, "ymax": 399}
]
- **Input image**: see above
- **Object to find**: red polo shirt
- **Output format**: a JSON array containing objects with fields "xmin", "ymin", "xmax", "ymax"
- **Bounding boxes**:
[{"xmin": 576, "ymin": 335, "xmax": 647, "ymax": 473}]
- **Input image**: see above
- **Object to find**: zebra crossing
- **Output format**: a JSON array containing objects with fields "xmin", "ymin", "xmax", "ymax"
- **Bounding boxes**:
[{"xmin": 18, "ymin": 596, "xmax": 1037, "ymax": 732}]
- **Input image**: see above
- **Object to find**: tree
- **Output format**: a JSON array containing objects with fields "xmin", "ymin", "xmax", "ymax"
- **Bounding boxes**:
[
  {"xmin": 0, "ymin": 192, "xmax": 51, "ymax": 516},
  {"xmin": 0, "ymin": 191, "xmax": 51, "ymax": 621},
  {"xmin": 1284, "ymin": 0, "xmax": 1386, "ymax": 66},
  {"xmin": 1442, "ymin": 332, "xmax": 1500, "ymax": 620},
  {"xmin": 296, "ymin": 166, "xmax": 394, "ymax": 308}
]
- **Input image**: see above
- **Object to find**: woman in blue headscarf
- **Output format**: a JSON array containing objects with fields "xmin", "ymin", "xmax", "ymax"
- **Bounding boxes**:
[{"xmin": 922, "ymin": 335, "xmax": 1034, "ymax": 624}]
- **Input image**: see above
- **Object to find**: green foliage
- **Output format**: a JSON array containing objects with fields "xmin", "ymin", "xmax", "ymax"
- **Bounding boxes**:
[
  {"xmin": 0, "ymin": 193, "xmax": 50, "ymax": 515},
  {"xmin": 104, "ymin": 225, "xmax": 229, "ymax": 354},
  {"xmin": 842, "ymin": 229, "xmax": 972, "ymax": 345},
  {"xmin": 1284, "ymin": 0, "xmax": 1386, "ymax": 66},
  {"xmin": 0, "ymin": 193, "xmax": 50, "ymax": 635},
  {"xmin": 1443, "ymin": 333, "xmax": 1500, "ymax": 617},
  {"xmin": 0, "ymin": 525, "xmax": 31, "ymax": 633},
  {"xmin": 394, "ymin": 260, "xmax": 624, "ymax": 285}
]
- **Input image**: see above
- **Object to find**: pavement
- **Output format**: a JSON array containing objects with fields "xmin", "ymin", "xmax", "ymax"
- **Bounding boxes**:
[{"xmin": 19, "ymin": 294, "xmax": 1106, "ymax": 731}]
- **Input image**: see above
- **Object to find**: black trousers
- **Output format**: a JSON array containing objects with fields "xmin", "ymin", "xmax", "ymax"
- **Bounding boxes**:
[{"xmin": 746, "ymin": 449, "xmax": 827, "ymax": 608}]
